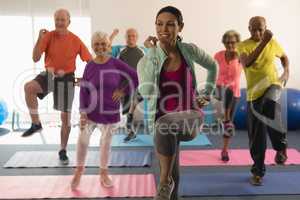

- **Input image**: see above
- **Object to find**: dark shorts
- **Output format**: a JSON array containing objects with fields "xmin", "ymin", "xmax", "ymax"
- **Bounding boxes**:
[
  {"xmin": 121, "ymin": 94, "xmax": 131, "ymax": 115},
  {"xmin": 34, "ymin": 71, "xmax": 75, "ymax": 112}
]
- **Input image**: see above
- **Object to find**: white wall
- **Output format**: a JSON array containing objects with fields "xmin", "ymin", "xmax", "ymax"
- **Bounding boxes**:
[
  {"xmin": 1, "ymin": 0, "xmax": 299, "ymax": 89},
  {"xmin": 0, "ymin": 0, "xmax": 299, "ymax": 118},
  {"xmin": 90, "ymin": 0, "xmax": 300, "ymax": 89},
  {"xmin": 0, "ymin": 0, "xmax": 90, "ymax": 16}
]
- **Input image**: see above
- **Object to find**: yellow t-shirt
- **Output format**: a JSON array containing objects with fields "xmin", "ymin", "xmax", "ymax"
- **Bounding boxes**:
[{"xmin": 237, "ymin": 38, "xmax": 284, "ymax": 101}]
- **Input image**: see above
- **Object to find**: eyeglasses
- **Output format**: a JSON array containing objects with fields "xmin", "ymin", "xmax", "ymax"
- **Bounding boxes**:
[{"xmin": 224, "ymin": 41, "xmax": 237, "ymax": 45}]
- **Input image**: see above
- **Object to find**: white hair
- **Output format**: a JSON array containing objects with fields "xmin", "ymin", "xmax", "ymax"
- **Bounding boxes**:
[
  {"xmin": 126, "ymin": 28, "xmax": 138, "ymax": 36},
  {"xmin": 91, "ymin": 31, "xmax": 109, "ymax": 43}
]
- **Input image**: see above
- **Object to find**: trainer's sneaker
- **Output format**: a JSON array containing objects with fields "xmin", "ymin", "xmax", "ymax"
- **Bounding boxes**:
[
  {"xmin": 250, "ymin": 175, "xmax": 263, "ymax": 186},
  {"xmin": 221, "ymin": 150, "xmax": 230, "ymax": 162},
  {"xmin": 22, "ymin": 123, "xmax": 42, "ymax": 137},
  {"xmin": 275, "ymin": 149, "xmax": 288, "ymax": 165},
  {"xmin": 123, "ymin": 131, "xmax": 136, "ymax": 142},
  {"xmin": 154, "ymin": 177, "xmax": 175, "ymax": 200},
  {"xmin": 59, "ymin": 149, "xmax": 69, "ymax": 165}
]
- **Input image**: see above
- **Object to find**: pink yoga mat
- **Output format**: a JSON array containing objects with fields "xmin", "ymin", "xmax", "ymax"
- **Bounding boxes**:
[
  {"xmin": 0, "ymin": 174, "xmax": 156, "ymax": 199},
  {"xmin": 180, "ymin": 149, "xmax": 300, "ymax": 166}
]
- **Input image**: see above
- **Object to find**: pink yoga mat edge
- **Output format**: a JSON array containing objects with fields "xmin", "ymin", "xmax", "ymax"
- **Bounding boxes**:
[
  {"xmin": 180, "ymin": 149, "xmax": 300, "ymax": 166},
  {"xmin": 0, "ymin": 174, "xmax": 156, "ymax": 199}
]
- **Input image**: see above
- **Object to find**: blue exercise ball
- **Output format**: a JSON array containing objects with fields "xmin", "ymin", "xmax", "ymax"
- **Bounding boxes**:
[
  {"xmin": 281, "ymin": 88, "xmax": 300, "ymax": 130},
  {"xmin": 0, "ymin": 99, "xmax": 8, "ymax": 125},
  {"xmin": 234, "ymin": 88, "xmax": 247, "ymax": 129},
  {"xmin": 234, "ymin": 88, "xmax": 300, "ymax": 130}
]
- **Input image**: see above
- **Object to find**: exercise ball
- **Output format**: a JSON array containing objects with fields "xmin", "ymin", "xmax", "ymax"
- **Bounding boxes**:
[
  {"xmin": 233, "ymin": 88, "xmax": 247, "ymax": 129},
  {"xmin": 0, "ymin": 99, "xmax": 8, "ymax": 125},
  {"xmin": 282, "ymin": 88, "xmax": 300, "ymax": 130},
  {"xmin": 234, "ymin": 88, "xmax": 300, "ymax": 130}
]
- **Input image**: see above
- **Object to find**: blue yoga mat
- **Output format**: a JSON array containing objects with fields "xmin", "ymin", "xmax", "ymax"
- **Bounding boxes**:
[
  {"xmin": 112, "ymin": 134, "xmax": 153, "ymax": 147},
  {"xmin": 109, "ymin": 149, "xmax": 152, "ymax": 167},
  {"xmin": 112, "ymin": 133, "xmax": 211, "ymax": 147},
  {"xmin": 180, "ymin": 172, "xmax": 300, "ymax": 196}
]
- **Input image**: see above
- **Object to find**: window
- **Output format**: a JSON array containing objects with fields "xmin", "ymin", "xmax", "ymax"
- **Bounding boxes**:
[{"xmin": 0, "ymin": 16, "xmax": 91, "ymax": 124}]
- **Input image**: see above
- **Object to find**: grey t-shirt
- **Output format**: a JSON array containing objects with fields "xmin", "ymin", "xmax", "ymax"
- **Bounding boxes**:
[{"xmin": 119, "ymin": 46, "xmax": 144, "ymax": 69}]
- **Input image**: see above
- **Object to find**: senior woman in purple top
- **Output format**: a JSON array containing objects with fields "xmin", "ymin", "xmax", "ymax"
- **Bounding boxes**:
[{"xmin": 71, "ymin": 31, "xmax": 138, "ymax": 190}]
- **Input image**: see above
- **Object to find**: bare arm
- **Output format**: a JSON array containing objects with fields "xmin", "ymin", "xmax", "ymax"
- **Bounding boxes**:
[
  {"xmin": 109, "ymin": 28, "xmax": 119, "ymax": 44},
  {"xmin": 240, "ymin": 29, "xmax": 273, "ymax": 68},
  {"xmin": 279, "ymin": 54, "xmax": 289, "ymax": 86},
  {"xmin": 32, "ymin": 29, "xmax": 48, "ymax": 62}
]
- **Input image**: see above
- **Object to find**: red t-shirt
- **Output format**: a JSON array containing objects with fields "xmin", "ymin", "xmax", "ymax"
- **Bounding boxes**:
[{"xmin": 39, "ymin": 30, "xmax": 92, "ymax": 73}]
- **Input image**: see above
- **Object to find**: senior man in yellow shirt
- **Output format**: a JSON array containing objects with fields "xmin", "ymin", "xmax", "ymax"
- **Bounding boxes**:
[{"xmin": 237, "ymin": 16, "xmax": 289, "ymax": 186}]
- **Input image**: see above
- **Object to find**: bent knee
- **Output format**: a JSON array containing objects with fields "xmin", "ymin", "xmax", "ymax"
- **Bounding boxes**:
[{"xmin": 24, "ymin": 81, "xmax": 41, "ymax": 94}]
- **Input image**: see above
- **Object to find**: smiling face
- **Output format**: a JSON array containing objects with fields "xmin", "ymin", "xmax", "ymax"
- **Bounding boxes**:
[
  {"xmin": 155, "ymin": 12, "xmax": 183, "ymax": 45},
  {"xmin": 54, "ymin": 9, "xmax": 70, "ymax": 33},
  {"xmin": 92, "ymin": 35, "xmax": 110, "ymax": 56},
  {"xmin": 249, "ymin": 17, "xmax": 266, "ymax": 42}
]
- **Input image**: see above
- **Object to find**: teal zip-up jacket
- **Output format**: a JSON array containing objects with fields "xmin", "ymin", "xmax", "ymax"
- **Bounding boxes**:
[{"xmin": 137, "ymin": 41, "xmax": 218, "ymax": 134}]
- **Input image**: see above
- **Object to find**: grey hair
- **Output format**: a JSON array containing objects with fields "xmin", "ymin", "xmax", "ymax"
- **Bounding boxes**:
[
  {"xmin": 91, "ymin": 31, "xmax": 109, "ymax": 43},
  {"xmin": 222, "ymin": 30, "xmax": 241, "ymax": 43},
  {"xmin": 54, "ymin": 8, "xmax": 71, "ymax": 20},
  {"xmin": 126, "ymin": 28, "xmax": 138, "ymax": 37}
]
